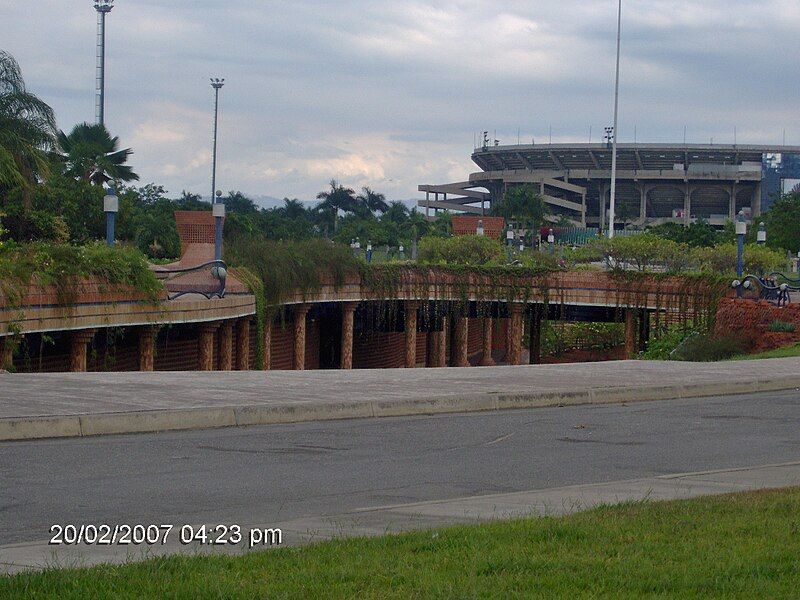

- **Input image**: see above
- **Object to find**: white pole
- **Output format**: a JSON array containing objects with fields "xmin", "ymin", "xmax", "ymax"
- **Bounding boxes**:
[{"xmin": 608, "ymin": 0, "xmax": 622, "ymax": 239}]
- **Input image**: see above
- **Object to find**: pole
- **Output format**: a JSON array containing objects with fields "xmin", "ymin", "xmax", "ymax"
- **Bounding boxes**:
[
  {"xmin": 211, "ymin": 85, "xmax": 220, "ymax": 205},
  {"xmin": 608, "ymin": 0, "xmax": 622, "ymax": 239},
  {"xmin": 94, "ymin": 4, "xmax": 112, "ymax": 126}
]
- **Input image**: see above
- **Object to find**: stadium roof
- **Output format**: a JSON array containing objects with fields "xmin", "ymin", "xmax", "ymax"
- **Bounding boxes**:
[{"xmin": 471, "ymin": 143, "xmax": 800, "ymax": 172}]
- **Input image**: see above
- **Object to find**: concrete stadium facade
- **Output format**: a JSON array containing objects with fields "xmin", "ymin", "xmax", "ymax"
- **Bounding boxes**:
[{"xmin": 419, "ymin": 143, "xmax": 800, "ymax": 228}]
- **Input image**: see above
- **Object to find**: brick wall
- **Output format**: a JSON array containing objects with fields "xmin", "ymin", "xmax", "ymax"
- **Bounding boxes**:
[
  {"xmin": 353, "ymin": 331, "xmax": 405, "ymax": 369},
  {"xmin": 715, "ymin": 298, "xmax": 800, "ymax": 352}
]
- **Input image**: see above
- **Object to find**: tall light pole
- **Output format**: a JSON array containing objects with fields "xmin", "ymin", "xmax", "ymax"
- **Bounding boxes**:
[
  {"xmin": 608, "ymin": 0, "xmax": 622, "ymax": 239},
  {"xmin": 210, "ymin": 78, "xmax": 225, "ymax": 260},
  {"xmin": 93, "ymin": 0, "xmax": 114, "ymax": 127}
]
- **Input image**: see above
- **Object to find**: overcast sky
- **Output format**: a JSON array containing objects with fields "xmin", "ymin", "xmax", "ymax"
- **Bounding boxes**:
[{"xmin": 2, "ymin": 1, "xmax": 799, "ymax": 202}]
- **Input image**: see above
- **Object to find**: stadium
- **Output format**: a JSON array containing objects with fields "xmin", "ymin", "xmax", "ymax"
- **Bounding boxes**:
[{"xmin": 419, "ymin": 143, "xmax": 800, "ymax": 228}]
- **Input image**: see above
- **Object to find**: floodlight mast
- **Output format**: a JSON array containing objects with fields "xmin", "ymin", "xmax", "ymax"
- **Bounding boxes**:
[
  {"xmin": 210, "ymin": 78, "xmax": 225, "ymax": 210},
  {"xmin": 608, "ymin": 0, "xmax": 622, "ymax": 239},
  {"xmin": 94, "ymin": 0, "xmax": 114, "ymax": 126}
]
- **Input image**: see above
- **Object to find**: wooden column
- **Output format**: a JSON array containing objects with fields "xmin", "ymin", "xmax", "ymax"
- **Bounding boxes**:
[
  {"xmin": 479, "ymin": 317, "xmax": 495, "ymax": 366},
  {"xmin": 235, "ymin": 318, "xmax": 251, "ymax": 371},
  {"xmin": 69, "ymin": 329, "xmax": 96, "ymax": 372},
  {"xmin": 625, "ymin": 309, "xmax": 637, "ymax": 358},
  {"xmin": 262, "ymin": 317, "xmax": 272, "ymax": 370},
  {"xmin": 218, "ymin": 321, "xmax": 233, "ymax": 371},
  {"xmin": 508, "ymin": 304, "xmax": 524, "ymax": 365},
  {"xmin": 138, "ymin": 326, "xmax": 157, "ymax": 372},
  {"xmin": 293, "ymin": 304, "xmax": 311, "ymax": 370},
  {"xmin": 198, "ymin": 323, "xmax": 218, "ymax": 371},
  {"xmin": 529, "ymin": 305, "xmax": 543, "ymax": 365},
  {"xmin": 453, "ymin": 316, "xmax": 469, "ymax": 367},
  {"xmin": 404, "ymin": 301, "xmax": 420, "ymax": 368},
  {"xmin": 340, "ymin": 302, "xmax": 358, "ymax": 369}
]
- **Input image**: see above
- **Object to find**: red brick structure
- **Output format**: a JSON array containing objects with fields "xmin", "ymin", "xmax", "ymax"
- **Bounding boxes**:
[
  {"xmin": 174, "ymin": 211, "xmax": 221, "ymax": 249},
  {"xmin": 451, "ymin": 216, "xmax": 505, "ymax": 238},
  {"xmin": 715, "ymin": 298, "xmax": 800, "ymax": 352}
]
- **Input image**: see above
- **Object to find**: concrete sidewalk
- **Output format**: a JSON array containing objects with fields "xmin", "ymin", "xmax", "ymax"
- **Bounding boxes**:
[
  {"xmin": 2, "ymin": 460, "xmax": 799, "ymax": 575},
  {"xmin": 2, "ymin": 358, "xmax": 800, "ymax": 441}
]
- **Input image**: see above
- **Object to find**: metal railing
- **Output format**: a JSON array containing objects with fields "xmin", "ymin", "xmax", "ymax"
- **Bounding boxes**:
[
  {"xmin": 731, "ymin": 273, "xmax": 800, "ymax": 307},
  {"xmin": 152, "ymin": 260, "xmax": 228, "ymax": 301}
]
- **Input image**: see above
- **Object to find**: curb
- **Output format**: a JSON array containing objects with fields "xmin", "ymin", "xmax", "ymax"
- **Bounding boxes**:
[{"xmin": 2, "ymin": 377, "xmax": 800, "ymax": 442}]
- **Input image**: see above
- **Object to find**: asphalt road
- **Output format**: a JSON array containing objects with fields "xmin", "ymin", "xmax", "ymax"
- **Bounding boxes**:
[{"xmin": 2, "ymin": 390, "xmax": 800, "ymax": 546}]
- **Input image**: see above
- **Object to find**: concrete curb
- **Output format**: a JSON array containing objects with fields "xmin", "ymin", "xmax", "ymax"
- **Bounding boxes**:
[{"xmin": 2, "ymin": 376, "xmax": 800, "ymax": 442}]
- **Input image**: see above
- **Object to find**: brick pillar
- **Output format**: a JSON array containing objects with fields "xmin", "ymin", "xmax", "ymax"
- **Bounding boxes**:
[
  {"xmin": 0, "ymin": 336, "xmax": 14, "ymax": 371},
  {"xmin": 198, "ymin": 323, "xmax": 218, "ymax": 371},
  {"xmin": 235, "ymin": 318, "xmax": 251, "ymax": 371},
  {"xmin": 138, "ymin": 326, "xmax": 157, "ymax": 372},
  {"xmin": 404, "ymin": 301, "xmax": 420, "ymax": 368},
  {"xmin": 479, "ymin": 317, "xmax": 495, "ymax": 366},
  {"xmin": 293, "ymin": 304, "xmax": 311, "ymax": 370},
  {"xmin": 340, "ymin": 302, "xmax": 358, "ymax": 369},
  {"xmin": 218, "ymin": 321, "xmax": 233, "ymax": 371},
  {"xmin": 428, "ymin": 318, "xmax": 448, "ymax": 367},
  {"xmin": 625, "ymin": 309, "xmax": 637, "ymax": 358},
  {"xmin": 529, "ymin": 305, "xmax": 543, "ymax": 365},
  {"xmin": 69, "ymin": 329, "xmax": 96, "ymax": 372},
  {"xmin": 453, "ymin": 316, "xmax": 469, "ymax": 367},
  {"xmin": 508, "ymin": 304, "xmax": 524, "ymax": 365},
  {"xmin": 262, "ymin": 317, "xmax": 272, "ymax": 370},
  {"xmin": 504, "ymin": 316, "xmax": 512, "ymax": 361}
]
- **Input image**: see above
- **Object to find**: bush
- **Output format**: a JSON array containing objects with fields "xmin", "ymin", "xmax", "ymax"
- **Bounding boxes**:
[
  {"xmin": 691, "ymin": 243, "xmax": 785, "ymax": 275},
  {"xmin": 673, "ymin": 333, "xmax": 749, "ymax": 362},
  {"xmin": 417, "ymin": 235, "xmax": 505, "ymax": 266},
  {"xmin": 768, "ymin": 320, "xmax": 796, "ymax": 333},
  {"xmin": 586, "ymin": 234, "xmax": 688, "ymax": 272},
  {"xmin": 640, "ymin": 325, "xmax": 701, "ymax": 360}
]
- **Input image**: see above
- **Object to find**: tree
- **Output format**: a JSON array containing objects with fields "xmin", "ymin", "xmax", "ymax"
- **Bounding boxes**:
[
  {"xmin": 57, "ymin": 122, "xmax": 138, "ymax": 185},
  {"xmin": 763, "ymin": 192, "xmax": 800, "ymax": 254},
  {"xmin": 315, "ymin": 179, "xmax": 357, "ymax": 233},
  {"xmin": 0, "ymin": 50, "xmax": 57, "ymax": 211},
  {"xmin": 490, "ymin": 184, "xmax": 549, "ymax": 235},
  {"xmin": 356, "ymin": 186, "xmax": 389, "ymax": 216}
]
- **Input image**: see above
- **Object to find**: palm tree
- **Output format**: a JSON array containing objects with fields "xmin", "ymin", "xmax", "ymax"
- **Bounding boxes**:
[
  {"xmin": 282, "ymin": 198, "xmax": 308, "ymax": 220},
  {"xmin": 315, "ymin": 179, "xmax": 357, "ymax": 232},
  {"xmin": 0, "ymin": 51, "xmax": 57, "ymax": 210},
  {"xmin": 57, "ymin": 122, "xmax": 138, "ymax": 185},
  {"xmin": 356, "ymin": 186, "xmax": 389, "ymax": 216}
]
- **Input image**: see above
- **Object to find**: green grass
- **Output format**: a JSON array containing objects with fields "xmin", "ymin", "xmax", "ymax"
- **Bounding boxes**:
[
  {"xmin": 731, "ymin": 343, "xmax": 800, "ymax": 360},
  {"xmin": 4, "ymin": 488, "xmax": 800, "ymax": 598}
]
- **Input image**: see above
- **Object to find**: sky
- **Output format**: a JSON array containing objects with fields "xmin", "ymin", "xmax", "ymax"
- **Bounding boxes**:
[{"xmin": 2, "ymin": 1, "xmax": 799, "ymax": 203}]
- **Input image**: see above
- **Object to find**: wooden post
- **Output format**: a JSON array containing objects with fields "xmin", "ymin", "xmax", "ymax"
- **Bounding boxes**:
[
  {"xmin": 404, "ymin": 301, "xmax": 420, "ymax": 368},
  {"xmin": 198, "ymin": 323, "xmax": 218, "ymax": 371},
  {"xmin": 340, "ymin": 302, "xmax": 358, "ymax": 369},
  {"xmin": 218, "ymin": 321, "xmax": 233, "ymax": 371},
  {"xmin": 479, "ymin": 317, "xmax": 495, "ymax": 366},
  {"xmin": 138, "ymin": 326, "xmax": 157, "ymax": 372},
  {"xmin": 69, "ymin": 329, "xmax": 96, "ymax": 372},
  {"xmin": 293, "ymin": 304, "xmax": 311, "ymax": 370},
  {"xmin": 625, "ymin": 309, "xmax": 637, "ymax": 358},
  {"xmin": 235, "ymin": 318, "xmax": 251, "ymax": 371},
  {"xmin": 508, "ymin": 304, "xmax": 524, "ymax": 365}
]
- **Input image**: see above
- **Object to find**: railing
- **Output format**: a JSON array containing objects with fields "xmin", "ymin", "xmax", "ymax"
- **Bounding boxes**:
[
  {"xmin": 152, "ymin": 260, "xmax": 227, "ymax": 300},
  {"xmin": 731, "ymin": 273, "xmax": 800, "ymax": 307}
]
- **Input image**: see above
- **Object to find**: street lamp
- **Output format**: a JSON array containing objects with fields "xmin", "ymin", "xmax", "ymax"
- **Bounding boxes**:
[
  {"xmin": 93, "ymin": 0, "xmax": 114, "ymax": 126},
  {"xmin": 398, "ymin": 244, "xmax": 405, "ymax": 260},
  {"xmin": 366, "ymin": 241, "xmax": 373, "ymax": 263},
  {"xmin": 213, "ymin": 190, "xmax": 224, "ymax": 260},
  {"xmin": 547, "ymin": 228, "xmax": 555, "ymax": 255},
  {"xmin": 757, "ymin": 221, "xmax": 766, "ymax": 246},
  {"xmin": 210, "ymin": 78, "xmax": 224, "ymax": 210},
  {"xmin": 736, "ymin": 211, "xmax": 747, "ymax": 292},
  {"xmin": 476, "ymin": 219, "xmax": 484, "ymax": 236},
  {"xmin": 607, "ymin": 0, "xmax": 622, "ymax": 239},
  {"xmin": 506, "ymin": 227, "xmax": 514, "ymax": 247},
  {"xmin": 103, "ymin": 184, "xmax": 118, "ymax": 246}
]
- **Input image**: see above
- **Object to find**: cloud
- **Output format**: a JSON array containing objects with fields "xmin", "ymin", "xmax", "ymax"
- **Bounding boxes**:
[{"xmin": 3, "ymin": 0, "xmax": 798, "ymax": 201}]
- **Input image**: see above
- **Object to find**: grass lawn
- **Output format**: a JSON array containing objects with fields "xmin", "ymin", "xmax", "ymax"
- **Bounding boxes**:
[
  {"xmin": 731, "ymin": 344, "xmax": 800, "ymax": 360},
  {"xmin": 3, "ymin": 488, "xmax": 800, "ymax": 598}
]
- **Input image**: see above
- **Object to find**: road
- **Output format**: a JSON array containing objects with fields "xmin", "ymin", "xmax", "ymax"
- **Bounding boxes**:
[{"xmin": 2, "ymin": 390, "xmax": 800, "ymax": 548}]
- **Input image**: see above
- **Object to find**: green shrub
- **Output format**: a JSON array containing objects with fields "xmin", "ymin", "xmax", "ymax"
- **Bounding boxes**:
[
  {"xmin": 417, "ymin": 235, "xmax": 505, "ymax": 266},
  {"xmin": 586, "ymin": 234, "xmax": 688, "ymax": 272},
  {"xmin": 640, "ymin": 325, "xmax": 701, "ymax": 360},
  {"xmin": 768, "ymin": 320, "xmax": 796, "ymax": 333},
  {"xmin": 691, "ymin": 243, "xmax": 785, "ymax": 275},
  {"xmin": 673, "ymin": 333, "xmax": 749, "ymax": 362}
]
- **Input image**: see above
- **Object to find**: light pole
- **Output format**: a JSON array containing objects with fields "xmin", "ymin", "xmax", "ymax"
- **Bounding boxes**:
[
  {"xmin": 210, "ymin": 78, "xmax": 225, "ymax": 260},
  {"xmin": 548, "ymin": 228, "xmax": 555, "ymax": 255},
  {"xmin": 476, "ymin": 219, "xmax": 484, "ymax": 236},
  {"xmin": 757, "ymin": 221, "xmax": 766, "ymax": 246},
  {"xmin": 93, "ymin": 0, "xmax": 114, "ymax": 127},
  {"xmin": 736, "ymin": 211, "xmax": 747, "ymax": 292},
  {"xmin": 608, "ymin": 0, "xmax": 622, "ymax": 239},
  {"xmin": 103, "ymin": 184, "xmax": 118, "ymax": 246},
  {"xmin": 213, "ymin": 190, "xmax": 224, "ymax": 261}
]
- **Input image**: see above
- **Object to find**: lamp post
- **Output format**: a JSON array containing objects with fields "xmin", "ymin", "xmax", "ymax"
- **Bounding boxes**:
[
  {"xmin": 757, "ymin": 221, "xmax": 766, "ymax": 246},
  {"xmin": 213, "ymin": 190, "xmax": 224, "ymax": 261},
  {"xmin": 210, "ymin": 78, "xmax": 224, "ymax": 206},
  {"xmin": 547, "ymin": 228, "xmax": 555, "ymax": 255},
  {"xmin": 736, "ymin": 211, "xmax": 747, "ymax": 295},
  {"xmin": 607, "ymin": 0, "xmax": 622, "ymax": 239},
  {"xmin": 366, "ymin": 241, "xmax": 373, "ymax": 263},
  {"xmin": 476, "ymin": 219, "xmax": 484, "ymax": 236},
  {"xmin": 398, "ymin": 244, "xmax": 405, "ymax": 260},
  {"xmin": 103, "ymin": 184, "xmax": 118, "ymax": 246},
  {"xmin": 93, "ymin": 0, "xmax": 114, "ymax": 126}
]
